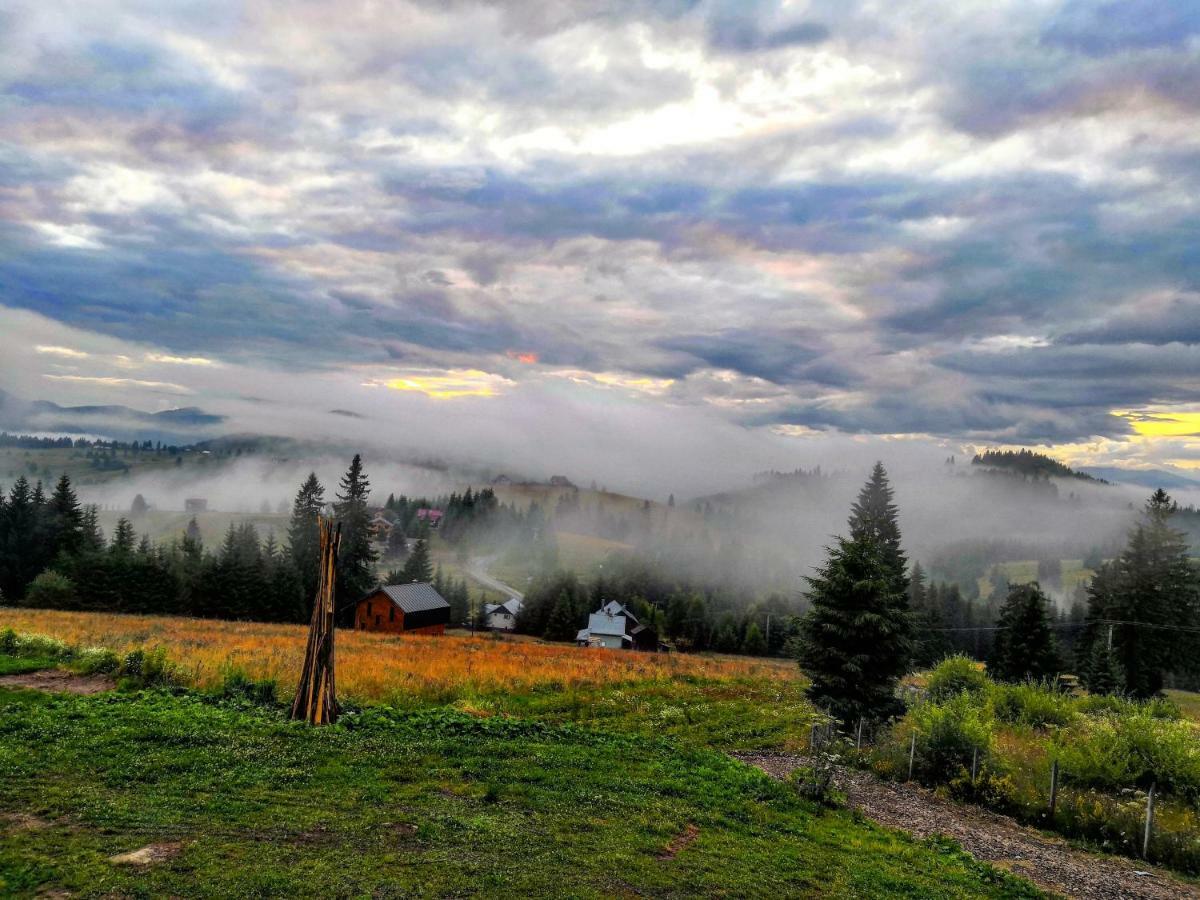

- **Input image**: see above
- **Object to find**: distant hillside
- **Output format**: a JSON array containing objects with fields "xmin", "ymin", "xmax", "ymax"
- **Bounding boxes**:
[
  {"xmin": 971, "ymin": 449, "xmax": 1107, "ymax": 484},
  {"xmin": 1082, "ymin": 466, "xmax": 1200, "ymax": 492}
]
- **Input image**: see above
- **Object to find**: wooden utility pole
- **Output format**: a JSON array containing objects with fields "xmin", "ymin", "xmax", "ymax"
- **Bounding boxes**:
[
  {"xmin": 291, "ymin": 517, "xmax": 342, "ymax": 725},
  {"xmin": 1048, "ymin": 760, "xmax": 1059, "ymax": 819},
  {"xmin": 1143, "ymin": 782, "xmax": 1156, "ymax": 859}
]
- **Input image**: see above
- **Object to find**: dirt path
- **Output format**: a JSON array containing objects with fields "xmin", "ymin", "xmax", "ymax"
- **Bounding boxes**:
[
  {"xmin": 466, "ymin": 555, "xmax": 525, "ymax": 601},
  {"xmin": 738, "ymin": 753, "xmax": 1198, "ymax": 900},
  {"xmin": 0, "ymin": 669, "xmax": 116, "ymax": 695}
]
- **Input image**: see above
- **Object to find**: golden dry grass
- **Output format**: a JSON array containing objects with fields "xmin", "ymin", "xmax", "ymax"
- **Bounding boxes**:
[{"xmin": 0, "ymin": 608, "xmax": 796, "ymax": 703}]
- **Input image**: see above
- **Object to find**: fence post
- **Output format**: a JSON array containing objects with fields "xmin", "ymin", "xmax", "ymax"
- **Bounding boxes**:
[
  {"xmin": 1048, "ymin": 760, "xmax": 1059, "ymax": 820},
  {"xmin": 856, "ymin": 718, "xmax": 864, "ymax": 750},
  {"xmin": 971, "ymin": 746, "xmax": 978, "ymax": 784},
  {"xmin": 907, "ymin": 732, "xmax": 917, "ymax": 781},
  {"xmin": 810, "ymin": 723, "xmax": 818, "ymax": 751},
  {"xmin": 1143, "ymin": 781, "xmax": 1156, "ymax": 859}
]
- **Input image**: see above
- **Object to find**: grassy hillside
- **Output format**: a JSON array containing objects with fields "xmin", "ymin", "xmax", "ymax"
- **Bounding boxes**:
[
  {"xmin": 0, "ymin": 445, "xmax": 193, "ymax": 489},
  {"xmin": 0, "ymin": 688, "xmax": 1040, "ymax": 898},
  {"xmin": 977, "ymin": 559, "xmax": 1096, "ymax": 600},
  {"xmin": 0, "ymin": 610, "xmax": 804, "ymax": 749},
  {"xmin": 96, "ymin": 509, "xmax": 290, "ymax": 547}
]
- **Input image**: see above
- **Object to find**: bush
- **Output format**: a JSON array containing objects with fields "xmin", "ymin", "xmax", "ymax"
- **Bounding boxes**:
[
  {"xmin": 24, "ymin": 571, "xmax": 76, "ymax": 608},
  {"xmin": 1078, "ymin": 693, "xmax": 1181, "ymax": 721},
  {"xmin": 13, "ymin": 632, "xmax": 71, "ymax": 660},
  {"xmin": 0, "ymin": 628, "xmax": 16, "ymax": 654},
  {"xmin": 119, "ymin": 647, "xmax": 178, "ymax": 688},
  {"xmin": 218, "ymin": 669, "xmax": 278, "ymax": 706},
  {"xmin": 1054, "ymin": 713, "xmax": 1200, "ymax": 800},
  {"xmin": 926, "ymin": 654, "xmax": 989, "ymax": 702},
  {"xmin": 991, "ymin": 682, "xmax": 1075, "ymax": 729},
  {"xmin": 906, "ymin": 693, "xmax": 995, "ymax": 783},
  {"xmin": 75, "ymin": 647, "xmax": 121, "ymax": 675}
]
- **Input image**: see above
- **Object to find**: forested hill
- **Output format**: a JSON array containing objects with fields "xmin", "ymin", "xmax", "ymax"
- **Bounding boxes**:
[{"xmin": 971, "ymin": 449, "xmax": 1107, "ymax": 483}]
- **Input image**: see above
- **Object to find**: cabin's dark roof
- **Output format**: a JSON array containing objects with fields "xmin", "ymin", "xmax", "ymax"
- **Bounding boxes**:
[{"xmin": 374, "ymin": 583, "xmax": 450, "ymax": 614}]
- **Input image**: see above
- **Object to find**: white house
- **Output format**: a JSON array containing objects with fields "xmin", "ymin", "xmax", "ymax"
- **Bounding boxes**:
[
  {"xmin": 483, "ymin": 597, "xmax": 522, "ymax": 631},
  {"xmin": 575, "ymin": 600, "xmax": 635, "ymax": 650}
]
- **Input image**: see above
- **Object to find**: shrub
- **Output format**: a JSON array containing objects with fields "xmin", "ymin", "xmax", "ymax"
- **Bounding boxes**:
[
  {"xmin": 24, "ymin": 571, "xmax": 76, "ymax": 608},
  {"xmin": 925, "ymin": 654, "xmax": 989, "ymax": 702},
  {"xmin": 120, "ymin": 647, "xmax": 177, "ymax": 688},
  {"xmin": 1077, "ymin": 693, "xmax": 1181, "ymax": 721},
  {"xmin": 75, "ymin": 647, "xmax": 121, "ymax": 675},
  {"xmin": 907, "ymin": 693, "xmax": 995, "ymax": 783},
  {"xmin": 1054, "ymin": 713, "xmax": 1200, "ymax": 799},
  {"xmin": 791, "ymin": 749, "xmax": 843, "ymax": 806},
  {"xmin": 991, "ymin": 682, "xmax": 1075, "ymax": 729},
  {"xmin": 0, "ymin": 628, "xmax": 16, "ymax": 654},
  {"xmin": 218, "ymin": 669, "xmax": 278, "ymax": 706},
  {"xmin": 13, "ymin": 633, "xmax": 71, "ymax": 660}
]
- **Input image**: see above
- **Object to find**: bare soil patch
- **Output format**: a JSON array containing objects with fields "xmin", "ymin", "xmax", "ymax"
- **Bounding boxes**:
[
  {"xmin": 658, "ymin": 823, "xmax": 700, "ymax": 860},
  {"xmin": 0, "ymin": 669, "xmax": 115, "ymax": 695},
  {"xmin": 739, "ymin": 753, "xmax": 1198, "ymax": 900},
  {"xmin": 0, "ymin": 811, "xmax": 51, "ymax": 832},
  {"xmin": 108, "ymin": 842, "xmax": 183, "ymax": 866}
]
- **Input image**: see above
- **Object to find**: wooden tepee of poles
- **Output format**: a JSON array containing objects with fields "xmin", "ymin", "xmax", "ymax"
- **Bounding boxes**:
[{"xmin": 291, "ymin": 516, "xmax": 341, "ymax": 725}]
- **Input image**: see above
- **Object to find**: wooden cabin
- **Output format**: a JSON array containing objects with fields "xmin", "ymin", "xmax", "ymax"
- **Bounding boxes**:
[{"xmin": 355, "ymin": 583, "xmax": 450, "ymax": 635}]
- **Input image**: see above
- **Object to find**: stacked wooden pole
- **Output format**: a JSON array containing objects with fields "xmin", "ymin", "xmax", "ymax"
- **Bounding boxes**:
[{"xmin": 291, "ymin": 517, "xmax": 341, "ymax": 725}]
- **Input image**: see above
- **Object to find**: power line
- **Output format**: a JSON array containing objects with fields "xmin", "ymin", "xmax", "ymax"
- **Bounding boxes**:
[{"xmin": 925, "ymin": 618, "xmax": 1200, "ymax": 636}]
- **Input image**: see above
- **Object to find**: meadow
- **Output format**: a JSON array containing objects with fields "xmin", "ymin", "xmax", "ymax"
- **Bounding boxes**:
[
  {"xmin": 0, "ymin": 689, "xmax": 1041, "ymax": 898},
  {"xmin": 0, "ymin": 609, "xmax": 810, "ymax": 749}
]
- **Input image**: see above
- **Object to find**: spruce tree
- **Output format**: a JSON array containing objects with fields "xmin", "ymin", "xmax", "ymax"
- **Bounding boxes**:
[
  {"xmin": 287, "ymin": 472, "xmax": 325, "ymax": 604},
  {"xmin": 989, "ymin": 583, "xmax": 1061, "ymax": 682},
  {"xmin": 910, "ymin": 562, "xmax": 951, "ymax": 667},
  {"xmin": 1085, "ymin": 490, "xmax": 1197, "ymax": 697},
  {"xmin": 334, "ymin": 455, "xmax": 378, "ymax": 618},
  {"xmin": 399, "ymin": 538, "xmax": 433, "ymax": 583},
  {"xmin": 797, "ymin": 464, "xmax": 913, "ymax": 725},
  {"xmin": 110, "ymin": 518, "xmax": 137, "ymax": 554},
  {"xmin": 47, "ymin": 474, "xmax": 84, "ymax": 557},
  {"xmin": 1084, "ymin": 638, "xmax": 1124, "ymax": 695},
  {"xmin": 544, "ymin": 592, "xmax": 577, "ymax": 641},
  {"xmin": 849, "ymin": 461, "xmax": 908, "ymax": 594},
  {"xmin": 742, "ymin": 622, "xmax": 767, "ymax": 656}
]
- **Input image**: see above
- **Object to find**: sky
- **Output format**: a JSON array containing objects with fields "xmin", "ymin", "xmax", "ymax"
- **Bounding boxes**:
[{"xmin": 1, "ymin": 0, "xmax": 1199, "ymax": 490}]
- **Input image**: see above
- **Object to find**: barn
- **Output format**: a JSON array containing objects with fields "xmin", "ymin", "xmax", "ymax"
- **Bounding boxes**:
[{"xmin": 355, "ymin": 583, "xmax": 450, "ymax": 635}]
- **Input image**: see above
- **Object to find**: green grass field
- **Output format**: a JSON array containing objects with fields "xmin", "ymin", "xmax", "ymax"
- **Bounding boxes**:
[
  {"xmin": 96, "ymin": 509, "xmax": 290, "ymax": 547},
  {"xmin": 0, "ymin": 686, "xmax": 1041, "ymax": 898},
  {"xmin": 978, "ymin": 559, "xmax": 1096, "ymax": 600},
  {"xmin": 0, "ymin": 446, "xmax": 207, "ymax": 490}
]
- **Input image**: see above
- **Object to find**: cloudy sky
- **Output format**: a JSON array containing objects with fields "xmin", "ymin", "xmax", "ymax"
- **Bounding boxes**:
[{"xmin": 2, "ymin": 0, "xmax": 1198, "ymax": 486}]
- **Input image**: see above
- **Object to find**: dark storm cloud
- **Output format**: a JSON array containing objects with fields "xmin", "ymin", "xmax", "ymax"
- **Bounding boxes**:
[{"xmin": 657, "ymin": 329, "xmax": 826, "ymax": 382}]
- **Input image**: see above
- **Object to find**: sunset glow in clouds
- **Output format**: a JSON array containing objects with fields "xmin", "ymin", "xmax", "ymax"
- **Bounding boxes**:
[{"xmin": 0, "ymin": 0, "xmax": 1198, "ymax": 478}]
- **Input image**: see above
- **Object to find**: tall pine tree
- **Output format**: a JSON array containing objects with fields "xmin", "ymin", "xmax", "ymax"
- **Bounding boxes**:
[
  {"xmin": 989, "ymin": 583, "xmax": 1061, "ymax": 682},
  {"xmin": 797, "ymin": 463, "xmax": 913, "ymax": 725},
  {"xmin": 333, "ymin": 455, "xmax": 378, "ymax": 620},
  {"xmin": 1084, "ymin": 489, "xmax": 1197, "ymax": 697},
  {"xmin": 287, "ymin": 472, "xmax": 326, "ymax": 606}
]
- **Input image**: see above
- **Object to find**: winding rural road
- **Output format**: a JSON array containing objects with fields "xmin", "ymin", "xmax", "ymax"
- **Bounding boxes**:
[
  {"xmin": 465, "ymin": 555, "xmax": 525, "ymax": 601},
  {"xmin": 740, "ymin": 753, "xmax": 1198, "ymax": 900}
]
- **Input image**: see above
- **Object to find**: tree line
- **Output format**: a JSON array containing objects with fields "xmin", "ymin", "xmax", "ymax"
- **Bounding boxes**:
[{"xmin": 797, "ymin": 465, "xmax": 1200, "ymax": 728}]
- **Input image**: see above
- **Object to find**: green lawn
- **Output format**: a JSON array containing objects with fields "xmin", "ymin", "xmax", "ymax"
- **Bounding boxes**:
[{"xmin": 0, "ymin": 687, "xmax": 1042, "ymax": 898}]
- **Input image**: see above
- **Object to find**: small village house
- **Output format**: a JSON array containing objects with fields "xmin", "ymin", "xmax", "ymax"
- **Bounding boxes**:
[
  {"xmin": 483, "ymin": 597, "xmax": 522, "ymax": 631},
  {"xmin": 415, "ymin": 508, "xmax": 443, "ymax": 528},
  {"xmin": 367, "ymin": 512, "xmax": 394, "ymax": 542},
  {"xmin": 576, "ymin": 600, "xmax": 660, "ymax": 651},
  {"xmin": 355, "ymin": 583, "xmax": 450, "ymax": 635},
  {"xmin": 184, "ymin": 498, "xmax": 208, "ymax": 513}
]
